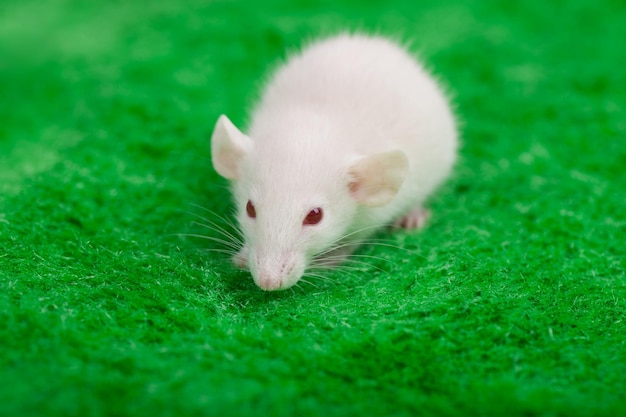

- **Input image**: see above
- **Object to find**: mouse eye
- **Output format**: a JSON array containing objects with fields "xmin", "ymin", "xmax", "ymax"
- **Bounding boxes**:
[
  {"xmin": 246, "ymin": 200, "xmax": 256, "ymax": 218},
  {"xmin": 303, "ymin": 207, "xmax": 323, "ymax": 225}
]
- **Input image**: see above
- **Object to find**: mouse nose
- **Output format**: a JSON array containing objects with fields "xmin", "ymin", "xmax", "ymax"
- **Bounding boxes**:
[
  {"xmin": 257, "ymin": 274, "xmax": 283, "ymax": 291},
  {"xmin": 252, "ymin": 254, "xmax": 297, "ymax": 291}
]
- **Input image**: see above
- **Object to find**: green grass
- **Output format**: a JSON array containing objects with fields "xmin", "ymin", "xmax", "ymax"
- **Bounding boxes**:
[{"xmin": 1, "ymin": 0, "xmax": 625, "ymax": 416}]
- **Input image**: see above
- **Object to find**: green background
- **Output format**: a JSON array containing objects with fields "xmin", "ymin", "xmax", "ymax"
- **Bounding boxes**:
[{"xmin": 1, "ymin": 0, "xmax": 625, "ymax": 416}]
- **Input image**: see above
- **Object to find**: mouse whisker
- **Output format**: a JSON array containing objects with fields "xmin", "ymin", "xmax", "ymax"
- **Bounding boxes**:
[
  {"xmin": 297, "ymin": 278, "xmax": 319, "ymax": 288},
  {"xmin": 302, "ymin": 272, "xmax": 340, "ymax": 288},
  {"xmin": 173, "ymin": 233, "xmax": 242, "ymax": 250},
  {"xmin": 320, "ymin": 224, "xmax": 384, "ymax": 251},
  {"xmin": 314, "ymin": 224, "xmax": 397, "ymax": 259},
  {"xmin": 304, "ymin": 270, "xmax": 335, "ymax": 280},
  {"xmin": 291, "ymin": 284, "xmax": 307, "ymax": 294},
  {"xmin": 310, "ymin": 268, "xmax": 360, "ymax": 286},
  {"xmin": 331, "ymin": 257, "xmax": 389, "ymax": 274},
  {"xmin": 190, "ymin": 220, "xmax": 242, "ymax": 245},
  {"xmin": 190, "ymin": 204, "xmax": 242, "ymax": 232},
  {"xmin": 200, "ymin": 248, "xmax": 239, "ymax": 256},
  {"xmin": 357, "ymin": 240, "xmax": 420, "ymax": 256},
  {"xmin": 349, "ymin": 252, "xmax": 401, "ymax": 264},
  {"xmin": 310, "ymin": 255, "xmax": 382, "ymax": 273},
  {"xmin": 315, "ymin": 241, "xmax": 359, "ymax": 258},
  {"xmin": 183, "ymin": 208, "xmax": 243, "ymax": 240}
]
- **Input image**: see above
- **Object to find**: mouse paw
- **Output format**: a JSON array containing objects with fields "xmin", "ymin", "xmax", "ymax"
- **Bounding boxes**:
[
  {"xmin": 394, "ymin": 208, "xmax": 431, "ymax": 230},
  {"xmin": 232, "ymin": 247, "xmax": 249, "ymax": 269}
]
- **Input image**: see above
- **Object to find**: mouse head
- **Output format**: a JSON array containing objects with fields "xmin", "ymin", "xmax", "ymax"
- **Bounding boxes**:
[{"xmin": 211, "ymin": 114, "xmax": 408, "ymax": 291}]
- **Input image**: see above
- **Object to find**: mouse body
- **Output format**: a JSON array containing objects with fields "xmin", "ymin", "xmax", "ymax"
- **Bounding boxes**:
[{"xmin": 211, "ymin": 33, "xmax": 457, "ymax": 291}]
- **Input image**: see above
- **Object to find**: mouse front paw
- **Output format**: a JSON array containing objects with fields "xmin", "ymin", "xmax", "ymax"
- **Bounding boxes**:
[
  {"xmin": 232, "ymin": 247, "xmax": 249, "ymax": 269},
  {"xmin": 394, "ymin": 207, "xmax": 431, "ymax": 230}
]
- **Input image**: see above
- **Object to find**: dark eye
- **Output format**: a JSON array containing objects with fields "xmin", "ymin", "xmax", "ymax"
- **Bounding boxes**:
[
  {"xmin": 246, "ymin": 200, "xmax": 256, "ymax": 218},
  {"xmin": 303, "ymin": 207, "xmax": 323, "ymax": 225}
]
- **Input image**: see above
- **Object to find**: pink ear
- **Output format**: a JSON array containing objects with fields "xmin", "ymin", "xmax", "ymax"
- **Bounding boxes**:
[
  {"xmin": 210, "ymin": 115, "xmax": 252, "ymax": 180},
  {"xmin": 348, "ymin": 150, "xmax": 409, "ymax": 206}
]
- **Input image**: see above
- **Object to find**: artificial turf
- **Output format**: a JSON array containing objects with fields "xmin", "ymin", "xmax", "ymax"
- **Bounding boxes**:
[{"xmin": 1, "ymin": 0, "xmax": 625, "ymax": 416}]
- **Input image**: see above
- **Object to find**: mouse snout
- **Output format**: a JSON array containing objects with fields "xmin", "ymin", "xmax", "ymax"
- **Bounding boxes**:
[
  {"xmin": 250, "ymin": 250, "xmax": 304, "ymax": 291},
  {"xmin": 256, "ymin": 272, "xmax": 287, "ymax": 291}
]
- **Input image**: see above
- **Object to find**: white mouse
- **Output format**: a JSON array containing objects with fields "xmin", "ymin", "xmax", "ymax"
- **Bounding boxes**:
[{"xmin": 210, "ymin": 33, "xmax": 458, "ymax": 291}]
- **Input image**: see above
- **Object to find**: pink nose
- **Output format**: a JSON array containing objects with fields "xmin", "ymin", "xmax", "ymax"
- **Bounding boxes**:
[{"xmin": 257, "ymin": 275, "xmax": 283, "ymax": 291}]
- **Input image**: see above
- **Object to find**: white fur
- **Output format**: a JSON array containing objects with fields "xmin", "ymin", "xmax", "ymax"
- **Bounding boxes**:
[{"xmin": 211, "ymin": 33, "xmax": 458, "ymax": 291}]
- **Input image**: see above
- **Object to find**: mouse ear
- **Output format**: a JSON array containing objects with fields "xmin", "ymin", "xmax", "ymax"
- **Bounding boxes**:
[
  {"xmin": 348, "ymin": 150, "xmax": 409, "ymax": 207},
  {"xmin": 211, "ymin": 114, "xmax": 253, "ymax": 180}
]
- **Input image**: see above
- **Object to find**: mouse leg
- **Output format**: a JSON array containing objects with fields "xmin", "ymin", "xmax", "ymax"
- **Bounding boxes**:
[{"xmin": 394, "ymin": 207, "xmax": 431, "ymax": 230}]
